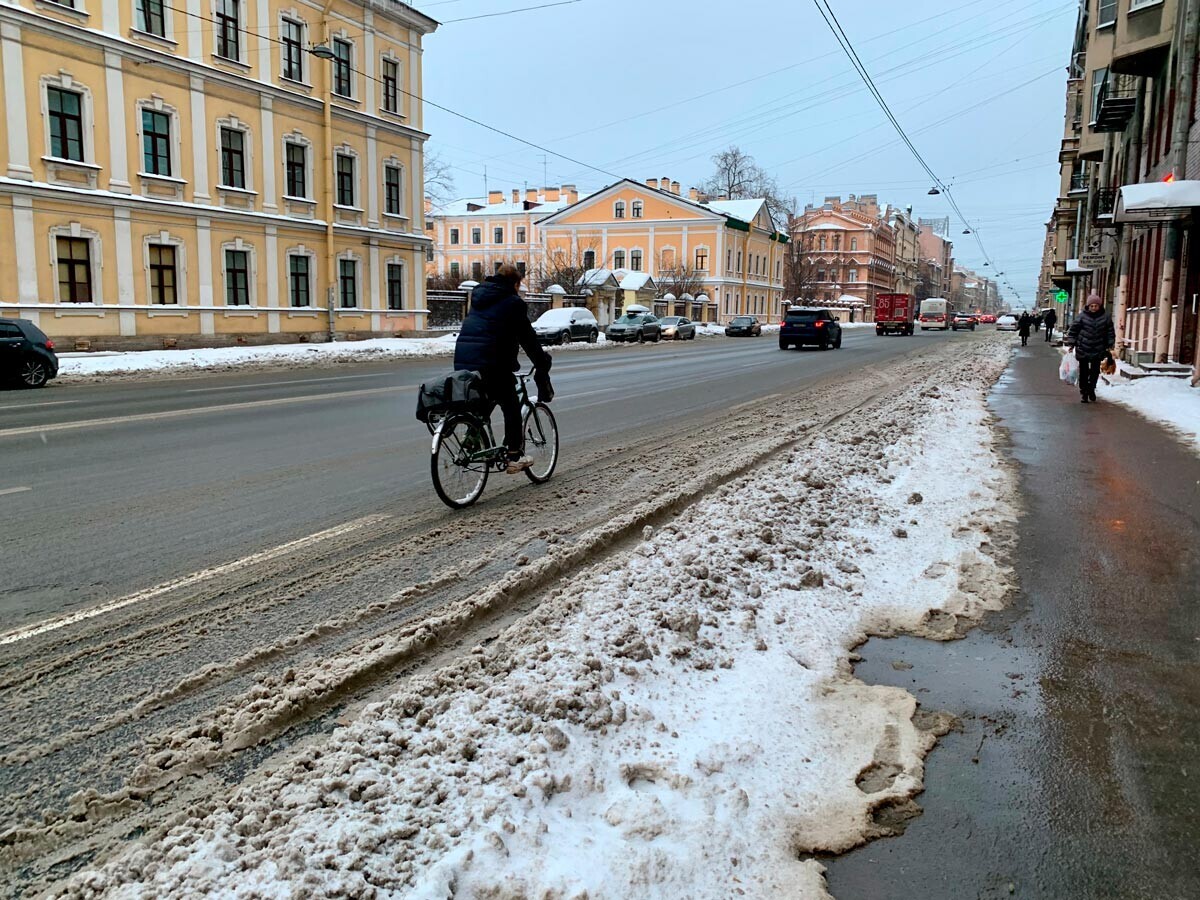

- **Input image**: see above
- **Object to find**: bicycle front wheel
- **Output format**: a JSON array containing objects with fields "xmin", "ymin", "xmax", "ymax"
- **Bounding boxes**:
[
  {"xmin": 522, "ymin": 402, "xmax": 559, "ymax": 484},
  {"xmin": 431, "ymin": 414, "xmax": 490, "ymax": 509}
]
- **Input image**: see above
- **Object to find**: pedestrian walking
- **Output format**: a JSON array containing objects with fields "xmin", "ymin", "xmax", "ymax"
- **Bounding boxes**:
[
  {"xmin": 1066, "ymin": 293, "xmax": 1116, "ymax": 404},
  {"xmin": 1033, "ymin": 312, "xmax": 1042, "ymax": 333},
  {"xmin": 1017, "ymin": 312, "xmax": 1032, "ymax": 346},
  {"xmin": 1043, "ymin": 306, "xmax": 1058, "ymax": 342}
]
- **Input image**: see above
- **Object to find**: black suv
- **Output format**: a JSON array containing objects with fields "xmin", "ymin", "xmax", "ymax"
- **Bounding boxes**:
[
  {"xmin": 779, "ymin": 307, "xmax": 842, "ymax": 350},
  {"xmin": 1, "ymin": 317, "xmax": 59, "ymax": 388}
]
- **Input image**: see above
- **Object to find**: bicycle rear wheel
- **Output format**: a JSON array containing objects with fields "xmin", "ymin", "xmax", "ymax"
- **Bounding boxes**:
[
  {"xmin": 522, "ymin": 402, "xmax": 559, "ymax": 484},
  {"xmin": 431, "ymin": 414, "xmax": 490, "ymax": 509}
]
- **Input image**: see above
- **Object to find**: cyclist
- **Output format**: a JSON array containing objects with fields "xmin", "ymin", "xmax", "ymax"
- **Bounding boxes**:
[{"xmin": 454, "ymin": 263, "xmax": 553, "ymax": 474}]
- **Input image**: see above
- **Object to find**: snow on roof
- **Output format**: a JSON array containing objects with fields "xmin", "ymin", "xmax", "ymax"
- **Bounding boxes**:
[
  {"xmin": 580, "ymin": 268, "xmax": 621, "ymax": 288},
  {"xmin": 1115, "ymin": 180, "xmax": 1200, "ymax": 222},
  {"xmin": 702, "ymin": 198, "xmax": 765, "ymax": 224},
  {"xmin": 618, "ymin": 271, "xmax": 655, "ymax": 291},
  {"xmin": 804, "ymin": 222, "xmax": 850, "ymax": 231}
]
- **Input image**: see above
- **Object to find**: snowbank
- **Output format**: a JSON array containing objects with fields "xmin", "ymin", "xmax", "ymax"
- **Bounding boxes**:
[
  {"xmin": 1098, "ymin": 375, "xmax": 1200, "ymax": 454},
  {"xmin": 63, "ymin": 344, "xmax": 1017, "ymax": 900}
]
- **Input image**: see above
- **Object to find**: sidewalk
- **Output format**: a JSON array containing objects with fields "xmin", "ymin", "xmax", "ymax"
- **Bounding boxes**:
[{"xmin": 826, "ymin": 340, "xmax": 1200, "ymax": 898}]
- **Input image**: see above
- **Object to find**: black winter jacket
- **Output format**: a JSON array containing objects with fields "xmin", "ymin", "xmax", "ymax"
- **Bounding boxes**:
[
  {"xmin": 1068, "ymin": 307, "xmax": 1116, "ymax": 360},
  {"xmin": 453, "ymin": 277, "xmax": 552, "ymax": 374},
  {"xmin": 1017, "ymin": 315, "xmax": 1032, "ymax": 337},
  {"xmin": 1043, "ymin": 308, "xmax": 1057, "ymax": 327}
]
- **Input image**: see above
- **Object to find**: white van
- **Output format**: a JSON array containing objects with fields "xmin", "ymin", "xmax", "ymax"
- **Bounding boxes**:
[{"xmin": 919, "ymin": 298, "xmax": 950, "ymax": 331}]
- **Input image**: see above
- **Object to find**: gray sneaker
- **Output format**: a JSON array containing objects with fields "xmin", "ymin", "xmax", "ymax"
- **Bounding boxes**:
[{"xmin": 505, "ymin": 454, "xmax": 534, "ymax": 475}]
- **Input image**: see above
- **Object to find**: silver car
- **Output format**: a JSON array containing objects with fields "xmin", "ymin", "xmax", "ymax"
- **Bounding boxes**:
[{"xmin": 657, "ymin": 316, "xmax": 697, "ymax": 341}]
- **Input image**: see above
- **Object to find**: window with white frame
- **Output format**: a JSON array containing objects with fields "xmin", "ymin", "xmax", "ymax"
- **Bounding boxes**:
[
  {"xmin": 137, "ymin": 0, "xmax": 166, "ymax": 37},
  {"xmin": 284, "ymin": 139, "xmax": 308, "ymax": 198},
  {"xmin": 736, "ymin": 250, "xmax": 742, "ymax": 272},
  {"xmin": 631, "ymin": 200, "xmax": 643, "ymax": 218},
  {"xmin": 335, "ymin": 152, "xmax": 355, "ymax": 206},
  {"xmin": 148, "ymin": 243, "xmax": 178, "ymax": 304},
  {"xmin": 630, "ymin": 249, "xmax": 643, "ymax": 271},
  {"xmin": 449, "ymin": 261, "xmax": 460, "ymax": 279},
  {"xmin": 726, "ymin": 249, "xmax": 732, "ymax": 271},
  {"xmin": 224, "ymin": 247, "xmax": 251, "ymax": 305},
  {"xmin": 215, "ymin": 0, "xmax": 241, "ymax": 60},
  {"xmin": 695, "ymin": 247, "xmax": 708, "ymax": 271},
  {"xmin": 471, "ymin": 261, "xmax": 483, "ymax": 280},
  {"xmin": 847, "ymin": 268, "xmax": 858, "ymax": 282},
  {"xmin": 386, "ymin": 261, "xmax": 405, "ymax": 310},
  {"xmin": 516, "ymin": 226, "xmax": 526, "ymax": 243},
  {"xmin": 1128, "ymin": 0, "xmax": 1160, "ymax": 8},
  {"xmin": 288, "ymin": 253, "xmax": 311, "ymax": 306},
  {"xmin": 56, "ymin": 236, "xmax": 94, "ymax": 302},
  {"xmin": 219, "ymin": 125, "xmax": 247, "ymax": 189},
  {"xmin": 583, "ymin": 250, "xmax": 596, "ymax": 270},
  {"xmin": 449, "ymin": 227, "xmax": 460, "ymax": 245},
  {"xmin": 338, "ymin": 258, "xmax": 359, "ymax": 307},
  {"xmin": 47, "ymin": 86, "xmax": 85, "ymax": 161},
  {"xmin": 614, "ymin": 200, "xmax": 625, "ymax": 219},
  {"xmin": 1097, "ymin": 0, "xmax": 1117, "ymax": 27},
  {"xmin": 332, "ymin": 38, "xmax": 353, "ymax": 97},
  {"xmin": 381, "ymin": 58, "xmax": 400, "ymax": 113},
  {"xmin": 384, "ymin": 164, "xmax": 404, "ymax": 216},
  {"xmin": 850, "ymin": 237, "xmax": 857, "ymax": 250},
  {"xmin": 613, "ymin": 249, "xmax": 626, "ymax": 269},
  {"xmin": 281, "ymin": 17, "xmax": 305, "ymax": 81},
  {"xmin": 141, "ymin": 106, "xmax": 173, "ymax": 176},
  {"xmin": 1090, "ymin": 67, "xmax": 1107, "ymax": 124},
  {"xmin": 471, "ymin": 227, "xmax": 481, "ymax": 244},
  {"xmin": 493, "ymin": 226, "xmax": 503, "ymax": 243}
]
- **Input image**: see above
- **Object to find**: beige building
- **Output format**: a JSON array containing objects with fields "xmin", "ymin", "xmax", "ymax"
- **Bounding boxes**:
[
  {"xmin": 887, "ymin": 205, "xmax": 921, "ymax": 295},
  {"xmin": 917, "ymin": 229, "xmax": 954, "ymax": 300},
  {"xmin": 0, "ymin": 0, "xmax": 436, "ymax": 348}
]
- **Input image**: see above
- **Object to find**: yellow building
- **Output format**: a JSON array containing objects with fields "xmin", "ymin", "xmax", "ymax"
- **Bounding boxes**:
[
  {"xmin": 0, "ymin": 0, "xmax": 436, "ymax": 348},
  {"xmin": 536, "ymin": 177, "xmax": 788, "ymax": 323}
]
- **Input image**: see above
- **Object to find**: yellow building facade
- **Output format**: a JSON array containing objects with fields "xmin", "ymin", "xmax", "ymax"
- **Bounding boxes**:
[
  {"xmin": 536, "ymin": 178, "xmax": 788, "ymax": 322},
  {"xmin": 0, "ymin": 0, "xmax": 435, "ymax": 347}
]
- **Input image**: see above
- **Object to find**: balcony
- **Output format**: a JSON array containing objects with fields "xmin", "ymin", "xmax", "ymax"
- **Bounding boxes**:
[
  {"xmin": 1058, "ymin": 135, "xmax": 1080, "ymax": 163},
  {"xmin": 1093, "ymin": 73, "xmax": 1138, "ymax": 133},
  {"xmin": 1068, "ymin": 171, "xmax": 1089, "ymax": 195},
  {"xmin": 1112, "ymin": 0, "xmax": 1175, "ymax": 76},
  {"xmin": 1091, "ymin": 187, "xmax": 1118, "ymax": 226}
]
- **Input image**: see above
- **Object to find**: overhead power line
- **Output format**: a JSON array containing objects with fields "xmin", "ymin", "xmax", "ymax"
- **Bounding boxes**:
[{"xmin": 440, "ymin": 0, "xmax": 583, "ymax": 24}]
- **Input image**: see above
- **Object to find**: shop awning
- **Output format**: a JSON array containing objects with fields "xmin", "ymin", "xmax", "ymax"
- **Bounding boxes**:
[
  {"xmin": 1065, "ymin": 259, "xmax": 1092, "ymax": 274},
  {"xmin": 1114, "ymin": 180, "xmax": 1200, "ymax": 223}
]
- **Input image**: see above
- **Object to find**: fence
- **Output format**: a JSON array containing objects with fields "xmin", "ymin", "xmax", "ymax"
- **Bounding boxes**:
[{"xmin": 425, "ymin": 289, "xmax": 586, "ymax": 330}]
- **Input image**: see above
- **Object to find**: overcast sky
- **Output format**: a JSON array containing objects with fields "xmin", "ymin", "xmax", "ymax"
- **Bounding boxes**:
[{"xmin": 412, "ymin": 0, "xmax": 1077, "ymax": 304}]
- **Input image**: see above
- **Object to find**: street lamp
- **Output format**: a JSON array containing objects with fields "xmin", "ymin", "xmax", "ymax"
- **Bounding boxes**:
[
  {"xmin": 928, "ymin": 187, "xmax": 941, "ymax": 195},
  {"xmin": 309, "ymin": 43, "xmax": 335, "ymax": 59}
]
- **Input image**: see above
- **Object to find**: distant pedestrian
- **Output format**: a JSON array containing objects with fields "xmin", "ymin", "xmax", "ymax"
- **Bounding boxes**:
[
  {"xmin": 1067, "ymin": 293, "xmax": 1116, "ymax": 404},
  {"xmin": 1043, "ymin": 307, "xmax": 1058, "ymax": 342},
  {"xmin": 1017, "ymin": 312, "xmax": 1032, "ymax": 346},
  {"xmin": 1033, "ymin": 312, "xmax": 1042, "ymax": 333}
]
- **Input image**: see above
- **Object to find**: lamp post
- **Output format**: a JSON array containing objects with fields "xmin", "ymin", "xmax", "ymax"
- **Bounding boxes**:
[{"xmin": 310, "ymin": 36, "xmax": 337, "ymax": 342}]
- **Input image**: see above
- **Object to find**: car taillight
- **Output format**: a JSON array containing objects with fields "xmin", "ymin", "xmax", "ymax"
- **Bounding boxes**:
[
  {"xmin": 44, "ymin": 340, "xmax": 55, "ymax": 350},
  {"xmin": 815, "ymin": 321, "xmax": 825, "ymax": 327}
]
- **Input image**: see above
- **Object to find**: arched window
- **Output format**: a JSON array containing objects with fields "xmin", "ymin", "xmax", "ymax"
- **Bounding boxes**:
[
  {"xmin": 614, "ymin": 200, "xmax": 626, "ymax": 219},
  {"xmin": 850, "ymin": 237, "xmax": 858, "ymax": 251},
  {"xmin": 632, "ymin": 200, "xmax": 643, "ymax": 218},
  {"xmin": 630, "ymin": 249, "xmax": 643, "ymax": 271},
  {"xmin": 583, "ymin": 250, "xmax": 596, "ymax": 269}
]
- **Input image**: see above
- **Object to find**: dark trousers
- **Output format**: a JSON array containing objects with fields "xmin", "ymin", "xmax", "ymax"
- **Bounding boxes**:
[
  {"xmin": 1078, "ymin": 356, "xmax": 1101, "ymax": 397},
  {"xmin": 1045, "ymin": 325, "xmax": 1055, "ymax": 342},
  {"xmin": 480, "ymin": 368, "xmax": 523, "ymax": 455},
  {"xmin": 1021, "ymin": 334, "xmax": 1029, "ymax": 345}
]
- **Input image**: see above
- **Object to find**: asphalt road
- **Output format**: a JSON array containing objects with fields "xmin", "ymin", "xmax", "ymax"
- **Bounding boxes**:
[{"xmin": 0, "ymin": 328, "xmax": 970, "ymax": 627}]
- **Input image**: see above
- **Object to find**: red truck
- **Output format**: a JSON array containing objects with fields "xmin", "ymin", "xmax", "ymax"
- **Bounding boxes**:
[{"xmin": 874, "ymin": 293, "xmax": 915, "ymax": 336}]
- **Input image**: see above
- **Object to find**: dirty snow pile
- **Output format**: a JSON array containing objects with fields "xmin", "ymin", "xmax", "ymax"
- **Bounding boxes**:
[
  {"xmin": 1098, "ymin": 374, "xmax": 1200, "ymax": 454},
  {"xmin": 64, "ymin": 346, "xmax": 1016, "ymax": 900}
]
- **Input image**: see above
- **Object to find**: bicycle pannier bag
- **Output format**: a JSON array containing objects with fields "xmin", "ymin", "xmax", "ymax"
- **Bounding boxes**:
[{"xmin": 416, "ymin": 370, "xmax": 488, "ymax": 422}]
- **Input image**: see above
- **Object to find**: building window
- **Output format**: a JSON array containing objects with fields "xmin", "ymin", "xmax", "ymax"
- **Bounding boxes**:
[
  {"xmin": 471, "ymin": 261, "xmax": 483, "ymax": 280},
  {"xmin": 695, "ymin": 248, "xmax": 708, "ymax": 271},
  {"xmin": 736, "ymin": 251, "xmax": 742, "ymax": 272},
  {"xmin": 630, "ymin": 250, "xmax": 643, "ymax": 271},
  {"xmin": 285, "ymin": 141, "xmax": 307, "ymax": 197},
  {"xmin": 449, "ymin": 228, "xmax": 460, "ymax": 245},
  {"xmin": 817, "ymin": 268, "xmax": 826, "ymax": 282},
  {"xmin": 215, "ymin": 0, "xmax": 240, "ymax": 60},
  {"xmin": 220, "ymin": 127, "xmax": 246, "ymax": 188},
  {"xmin": 449, "ymin": 262, "xmax": 460, "ymax": 279},
  {"xmin": 335, "ymin": 153, "xmax": 355, "ymax": 206},
  {"xmin": 338, "ymin": 259, "xmax": 358, "ymax": 307},
  {"xmin": 148, "ymin": 244, "xmax": 177, "ymax": 304},
  {"xmin": 847, "ymin": 268, "xmax": 858, "ymax": 282},
  {"xmin": 583, "ymin": 250, "xmax": 595, "ymax": 269},
  {"xmin": 56, "ymin": 237, "xmax": 92, "ymax": 303},
  {"xmin": 726, "ymin": 249, "xmax": 732, "ymax": 271},
  {"xmin": 493, "ymin": 227, "xmax": 504, "ymax": 243},
  {"xmin": 1090, "ymin": 67, "xmax": 1107, "ymax": 124},
  {"xmin": 833, "ymin": 235, "xmax": 840, "ymax": 251},
  {"xmin": 386, "ymin": 262, "xmax": 404, "ymax": 309},
  {"xmin": 288, "ymin": 255, "xmax": 310, "ymax": 307},
  {"xmin": 142, "ymin": 109, "xmax": 171, "ymax": 176},
  {"xmin": 516, "ymin": 227, "xmax": 526, "ymax": 244},
  {"xmin": 850, "ymin": 237, "xmax": 857, "ymax": 251},
  {"xmin": 471, "ymin": 227, "xmax": 481, "ymax": 244},
  {"xmin": 282, "ymin": 18, "xmax": 304, "ymax": 81},
  {"xmin": 632, "ymin": 200, "xmax": 643, "ymax": 218},
  {"xmin": 381, "ymin": 58, "xmax": 399, "ymax": 113},
  {"xmin": 137, "ymin": 0, "xmax": 166, "ymax": 36},
  {"xmin": 224, "ymin": 248, "xmax": 250, "ymax": 305},
  {"xmin": 516, "ymin": 261, "xmax": 526, "ymax": 278},
  {"xmin": 47, "ymin": 87, "xmax": 84, "ymax": 162},
  {"xmin": 613, "ymin": 250, "xmax": 626, "ymax": 269},
  {"xmin": 819, "ymin": 235, "xmax": 826, "ymax": 250},
  {"xmin": 1097, "ymin": 0, "xmax": 1117, "ymax": 27},
  {"xmin": 614, "ymin": 201, "xmax": 625, "ymax": 219},
  {"xmin": 332, "ymin": 39, "xmax": 352, "ymax": 97},
  {"xmin": 385, "ymin": 164, "xmax": 403, "ymax": 215}
]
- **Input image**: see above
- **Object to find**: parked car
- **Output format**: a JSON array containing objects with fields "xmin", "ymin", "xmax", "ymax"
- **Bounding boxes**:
[
  {"xmin": 951, "ymin": 313, "xmax": 977, "ymax": 331},
  {"xmin": 657, "ymin": 316, "xmax": 697, "ymax": 341},
  {"xmin": 995, "ymin": 314, "xmax": 1019, "ymax": 332},
  {"xmin": 532, "ymin": 307, "xmax": 599, "ymax": 345},
  {"xmin": 779, "ymin": 307, "xmax": 842, "ymax": 350},
  {"xmin": 977, "ymin": 314, "xmax": 997, "ymax": 324},
  {"xmin": 725, "ymin": 315, "xmax": 762, "ymax": 337},
  {"xmin": 0, "ymin": 317, "xmax": 58, "ymax": 388},
  {"xmin": 605, "ymin": 311, "xmax": 662, "ymax": 343}
]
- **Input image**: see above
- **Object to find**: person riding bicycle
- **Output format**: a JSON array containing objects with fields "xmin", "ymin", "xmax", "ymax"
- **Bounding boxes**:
[{"xmin": 454, "ymin": 264, "xmax": 553, "ymax": 474}]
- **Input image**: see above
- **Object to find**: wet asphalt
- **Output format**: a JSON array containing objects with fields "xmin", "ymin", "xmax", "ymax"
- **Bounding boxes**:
[{"xmin": 825, "ymin": 340, "xmax": 1200, "ymax": 899}]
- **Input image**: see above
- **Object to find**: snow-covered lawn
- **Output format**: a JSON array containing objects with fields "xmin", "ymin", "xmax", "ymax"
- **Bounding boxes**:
[
  {"xmin": 64, "ymin": 344, "xmax": 1016, "ymax": 900},
  {"xmin": 1098, "ymin": 374, "xmax": 1200, "ymax": 454}
]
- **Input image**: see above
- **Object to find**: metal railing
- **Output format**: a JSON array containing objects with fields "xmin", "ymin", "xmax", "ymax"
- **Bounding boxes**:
[
  {"xmin": 1092, "ymin": 186, "xmax": 1119, "ymax": 223},
  {"xmin": 1069, "ymin": 171, "xmax": 1089, "ymax": 193}
]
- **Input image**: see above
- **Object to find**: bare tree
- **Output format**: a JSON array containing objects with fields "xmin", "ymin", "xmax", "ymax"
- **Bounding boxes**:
[
  {"xmin": 426, "ymin": 271, "xmax": 461, "ymax": 292},
  {"xmin": 704, "ymin": 145, "xmax": 789, "ymax": 228},
  {"xmin": 530, "ymin": 239, "xmax": 608, "ymax": 293},
  {"xmin": 656, "ymin": 264, "xmax": 707, "ymax": 304},
  {"xmin": 782, "ymin": 231, "xmax": 822, "ymax": 302},
  {"xmin": 424, "ymin": 149, "xmax": 455, "ymax": 210}
]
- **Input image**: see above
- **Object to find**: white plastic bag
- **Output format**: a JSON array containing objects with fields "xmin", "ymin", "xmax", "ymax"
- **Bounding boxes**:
[{"xmin": 1059, "ymin": 353, "xmax": 1079, "ymax": 385}]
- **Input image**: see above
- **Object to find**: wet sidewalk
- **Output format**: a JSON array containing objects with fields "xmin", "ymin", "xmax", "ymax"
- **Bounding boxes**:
[{"xmin": 825, "ymin": 340, "xmax": 1200, "ymax": 900}]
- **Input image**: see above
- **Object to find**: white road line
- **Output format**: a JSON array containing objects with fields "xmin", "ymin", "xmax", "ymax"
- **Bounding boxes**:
[
  {"xmin": 184, "ymin": 372, "xmax": 391, "ymax": 393},
  {"xmin": 0, "ymin": 514, "xmax": 389, "ymax": 646},
  {"xmin": 0, "ymin": 400, "xmax": 80, "ymax": 411},
  {"xmin": 0, "ymin": 385, "xmax": 404, "ymax": 440},
  {"xmin": 0, "ymin": 486, "xmax": 32, "ymax": 496}
]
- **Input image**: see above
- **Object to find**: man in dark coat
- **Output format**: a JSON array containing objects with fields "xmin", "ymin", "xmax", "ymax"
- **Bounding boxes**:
[
  {"xmin": 1067, "ymin": 293, "xmax": 1116, "ymax": 404},
  {"xmin": 1017, "ymin": 312, "xmax": 1032, "ymax": 346},
  {"xmin": 1043, "ymin": 306, "xmax": 1058, "ymax": 342},
  {"xmin": 454, "ymin": 264, "xmax": 552, "ymax": 473}
]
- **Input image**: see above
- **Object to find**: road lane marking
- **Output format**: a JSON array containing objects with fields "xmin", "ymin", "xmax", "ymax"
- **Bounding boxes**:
[
  {"xmin": 184, "ymin": 372, "xmax": 393, "ymax": 393},
  {"xmin": 0, "ymin": 400, "xmax": 80, "ymax": 411},
  {"xmin": 0, "ymin": 486, "xmax": 32, "ymax": 496},
  {"xmin": 0, "ymin": 514, "xmax": 389, "ymax": 646},
  {"xmin": 0, "ymin": 386, "xmax": 407, "ymax": 439}
]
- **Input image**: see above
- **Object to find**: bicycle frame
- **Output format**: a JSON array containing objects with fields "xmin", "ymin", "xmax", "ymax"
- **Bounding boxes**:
[{"xmin": 427, "ymin": 369, "xmax": 542, "ymax": 469}]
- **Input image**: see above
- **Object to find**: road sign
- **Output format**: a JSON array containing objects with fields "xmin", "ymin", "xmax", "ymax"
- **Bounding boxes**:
[{"xmin": 1055, "ymin": 289, "xmax": 1069, "ymax": 304}]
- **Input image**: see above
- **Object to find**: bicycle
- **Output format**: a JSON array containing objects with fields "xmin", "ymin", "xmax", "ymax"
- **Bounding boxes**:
[{"xmin": 426, "ymin": 368, "xmax": 559, "ymax": 509}]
